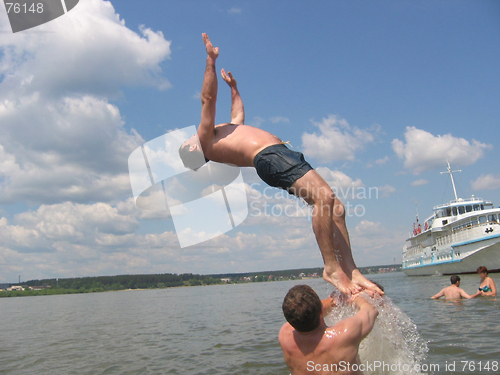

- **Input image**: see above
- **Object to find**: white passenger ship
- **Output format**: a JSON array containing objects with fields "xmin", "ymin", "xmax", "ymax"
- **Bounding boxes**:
[{"xmin": 402, "ymin": 163, "xmax": 500, "ymax": 276}]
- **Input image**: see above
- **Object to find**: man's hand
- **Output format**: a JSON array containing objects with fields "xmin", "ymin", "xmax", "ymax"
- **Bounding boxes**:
[
  {"xmin": 221, "ymin": 69, "xmax": 237, "ymax": 88},
  {"xmin": 321, "ymin": 297, "xmax": 336, "ymax": 315},
  {"xmin": 351, "ymin": 292, "xmax": 373, "ymax": 309},
  {"xmin": 202, "ymin": 33, "xmax": 219, "ymax": 61}
]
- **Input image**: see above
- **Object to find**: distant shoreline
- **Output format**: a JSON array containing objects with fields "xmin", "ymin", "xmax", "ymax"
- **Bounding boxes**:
[{"xmin": 0, "ymin": 264, "xmax": 402, "ymax": 298}]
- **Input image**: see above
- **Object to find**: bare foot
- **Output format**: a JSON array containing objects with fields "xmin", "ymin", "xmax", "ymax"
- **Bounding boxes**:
[
  {"xmin": 323, "ymin": 268, "xmax": 362, "ymax": 295},
  {"xmin": 351, "ymin": 269, "xmax": 385, "ymax": 295}
]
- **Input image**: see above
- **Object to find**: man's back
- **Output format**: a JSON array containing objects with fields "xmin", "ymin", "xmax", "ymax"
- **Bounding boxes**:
[
  {"xmin": 443, "ymin": 285, "xmax": 476, "ymax": 299},
  {"xmin": 207, "ymin": 123, "xmax": 281, "ymax": 166},
  {"xmin": 442, "ymin": 285, "xmax": 462, "ymax": 299},
  {"xmin": 279, "ymin": 321, "xmax": 362, "ymax": 375}
]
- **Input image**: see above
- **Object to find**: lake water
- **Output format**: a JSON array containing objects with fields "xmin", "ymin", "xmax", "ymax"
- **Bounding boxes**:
[{"xmin": 0, "ymin": 272, "xmax": 499, "ymax": 375}]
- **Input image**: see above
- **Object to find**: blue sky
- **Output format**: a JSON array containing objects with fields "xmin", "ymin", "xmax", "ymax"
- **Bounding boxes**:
[{"xmin": 0, "ymin": 0, "xmax": 499, "ymax": 282}]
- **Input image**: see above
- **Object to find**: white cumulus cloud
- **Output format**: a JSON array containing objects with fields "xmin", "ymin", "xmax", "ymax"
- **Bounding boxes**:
[
  {"xmin": 0, "ymin": 0, "xmax": 172, "ymax": 204},
  {"xmin": 377, "ymin": 185, "xmax": 396, "ymax": 198},
  {"xmin": 302, "ymin": 115, "xmax": 378, "ymax": 162},
  {"xmin": 354, "ymin": 220, "xmax": 384, "ymax": 236},
  {"xmin": 0, "ymin": 201, "xmax": 140, "ymax": 254},
  {"xmin": 316, "ymin": 167, "xmax": 364, "ymax": 189},
  {"xmin": 0, "ymin": 0, "xmax": 171, "ymax": 98},
  {"xmin": 375, "ymin": 156, "xmax": 389, "ymax": 165},
  {"xmin": 248, "ymin": 116, "xmax": 265, "ymax": 128},
  {"xmin": 411, "ymin": 179, "xmax": 429, "ymax": 186},
  {"xmin": 392, "ymin": 127, "xmax": 491, "ymax": 174},
  {"xmin": 270, "ymin": 116, "xmax": 290, "ymax": 124},
  {"xmin": 471, "ymin": 174, "xmax": 500, "ymax": 191}
]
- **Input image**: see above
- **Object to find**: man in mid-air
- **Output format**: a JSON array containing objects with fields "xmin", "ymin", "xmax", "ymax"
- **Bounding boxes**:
[
  {"xmin": 279, "ymin": 285, "xmax": 378, "ymax": 374},
  {"xmin": 179, "ymin": 33, "xmax": 383, "ymax": 295}
]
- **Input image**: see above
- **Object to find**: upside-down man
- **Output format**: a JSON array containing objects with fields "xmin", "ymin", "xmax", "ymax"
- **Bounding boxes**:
[{"xmin": 179, "ymin": 33, "xmax": 383, "ymax": 295}]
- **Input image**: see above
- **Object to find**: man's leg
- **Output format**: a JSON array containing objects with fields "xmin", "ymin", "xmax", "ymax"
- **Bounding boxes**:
[{"xmin": 289, "ymin": 170, "xmax": 383, "ymax": 295}]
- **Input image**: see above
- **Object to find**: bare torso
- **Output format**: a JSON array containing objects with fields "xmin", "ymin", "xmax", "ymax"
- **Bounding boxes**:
[
  {"xmin": 442, "ymin": 285, "xmax": 465, "ymax": 299},
  {"xmin": 279, "ymin": 323, "xmax": 362, "ymax": 375},
  {"xmin": 202, "ymin": 123, "xmax": 282, "ymax": 167}
]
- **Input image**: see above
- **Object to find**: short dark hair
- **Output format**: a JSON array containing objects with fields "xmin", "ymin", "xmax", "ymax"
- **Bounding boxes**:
[
  {"xmin": 282, "ymin": 285, "xmax": 322, "ymax": 332},
  {"xmin": 477, "ymin": 266, "xmax": 488, "ymax": 275},
  {"xmin": 178, "ymin": 143, "xmax": 206, "ymax": 170},
  {"xmin": 369, "ymin": 280, "xmax": 384, "ymax": 292},
  {"xmin": 450, "ymin": 275, "xmax": 460, "ymax": 284}
]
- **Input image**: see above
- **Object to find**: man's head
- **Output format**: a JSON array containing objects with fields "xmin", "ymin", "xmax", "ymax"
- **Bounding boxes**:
[
  {"xmin": 369, "ymin": 280, "xmax": 384, "ymax": 293},
  {"xmin": 282, "ymin": 285, "xmax": 322, "ymax": 333},
  {"xmin": 179, "ymin": 134, "xmax": 207, "ymax": 171},
  {"xmin": 450, "ymin": 275, "xmax": 460, "ymax": 286}
]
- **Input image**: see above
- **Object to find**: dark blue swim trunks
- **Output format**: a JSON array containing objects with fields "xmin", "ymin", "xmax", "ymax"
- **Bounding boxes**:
[{"xmin": 253, "ymin": 144, "xmax": 313, "ymax": 191}]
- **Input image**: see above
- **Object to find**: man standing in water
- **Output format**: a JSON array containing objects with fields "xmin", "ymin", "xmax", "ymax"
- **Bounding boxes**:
[
  {"xmin": 278, "ymin": 285, "xmax": 378, "ymax": 375},
  {"xmin": 431, "ymin": 275, "xmax": 480, "ymax": 300},
  {"xmin": 179, "ymin": 33, "xmax": 383, "ymax": 295}
]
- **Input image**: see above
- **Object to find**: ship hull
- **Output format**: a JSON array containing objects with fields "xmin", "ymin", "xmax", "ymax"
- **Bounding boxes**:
[{"xmin": 403, "ymin": 237, "xmax": 500, "ymax": 276}]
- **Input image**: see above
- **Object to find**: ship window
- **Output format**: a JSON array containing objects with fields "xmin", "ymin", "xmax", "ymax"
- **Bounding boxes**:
[
  {"xmin": 471, "ymin": 218, "xmax": 478, "ymax": 226},
  {"xmin": 479, "ymin": 216, "xmax": 487, "ymax": 224},
  {"xmin": 466, "ymin": 205, "xmax": 472, "ymax": 212},
  {"xmin": 473, "ymin": 204, "xmax": 480, "ymax": 211},
  {"xmin": 488, "ymin": 214, "xmax": 497, "ymax": 222},
  {"xmin": 452, "ymin": 207, "xmax": 458, "ymax": 216},
  {"xmin": 458, "ymin": 206, "xmax": 465, "ymax": 214},
  {"xmin": 446, "ymin": 208, "xmax": 452, "ymax": 216}
]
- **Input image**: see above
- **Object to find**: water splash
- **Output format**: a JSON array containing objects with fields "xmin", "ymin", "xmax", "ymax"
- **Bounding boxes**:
[{"xmin": 324, "ymin": 291, "xmax": 429, "ymax": 375}]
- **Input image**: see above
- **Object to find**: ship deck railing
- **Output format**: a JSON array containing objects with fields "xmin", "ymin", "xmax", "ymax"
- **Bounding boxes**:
[
  {"xmin": 433, "ymin": 197, "xmax": 484, "ymax": 210},
  {"xmin": 436, "ymin": 221, "xmax": 498, "ymax": 247}
]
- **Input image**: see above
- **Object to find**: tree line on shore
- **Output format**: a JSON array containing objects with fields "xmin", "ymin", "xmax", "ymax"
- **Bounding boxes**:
[{"xmin": 0, "ymin": 264, "xmax": 401, "ymax": 298}]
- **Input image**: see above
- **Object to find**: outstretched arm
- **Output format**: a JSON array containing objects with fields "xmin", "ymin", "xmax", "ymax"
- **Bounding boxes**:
[
  {"xmin": 431, "ymin": 289, "xmax": 444, "ymax": 299},
  {"xmin": 198, "ymin": 33, "xmax": 219, "ymax": 152},
  {"xmin": 460, "ymin": 289, "xmax": 480, "ymax": 299},
  {"xmin": 333, "ymin": 293, "xmax": 378, "ymax": 347},
  {"xmin": 221, "ymin": 69, "xmax": 245, "ymax": 124},
  {"xmin": 351, "ymin": 294, "xmax": 378, "ymax": 339}
]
